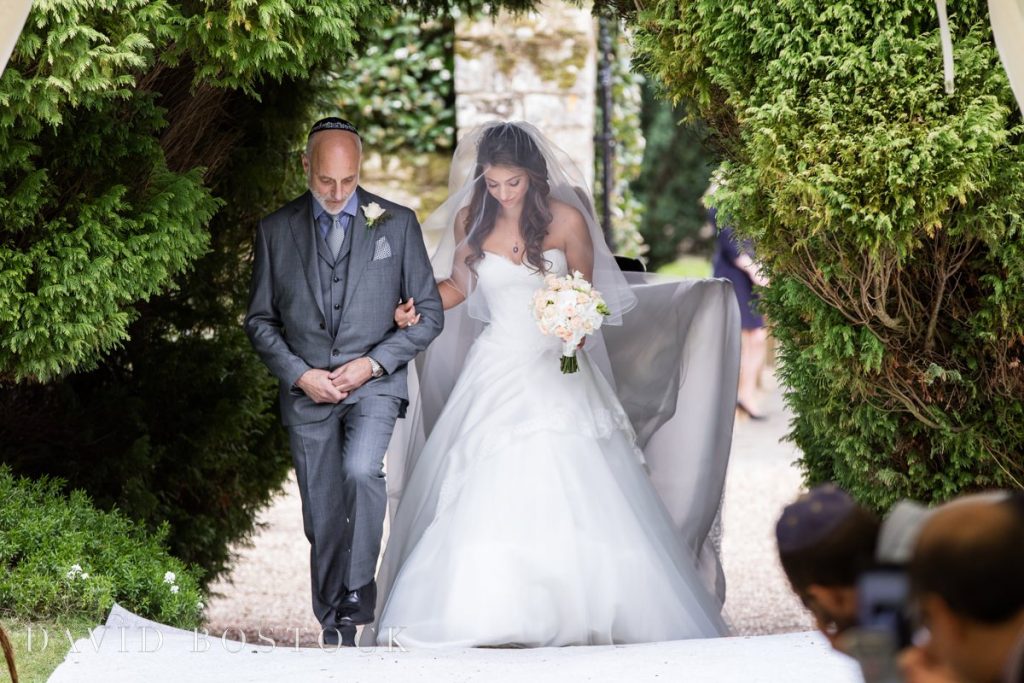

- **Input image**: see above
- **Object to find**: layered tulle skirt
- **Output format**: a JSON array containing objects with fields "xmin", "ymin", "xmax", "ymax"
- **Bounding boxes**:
[{"xmin": 369, "ymin": 328, "xmax": 728, "ymax": 647}]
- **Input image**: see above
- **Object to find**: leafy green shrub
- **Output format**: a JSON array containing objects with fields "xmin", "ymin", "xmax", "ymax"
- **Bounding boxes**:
[
  {"xmin": 633, "ymin": 84, "xmax": 717, "ymax": 270},
  {"xmin": 0, "ymin": 0, "xmax": 391, "ymax": 384},
  {"xmin": 0, "ymin": 0, "xmax": 379, "ymax": 584},
  {"xmin": 326, "ymin": 12, "xmax": 456, "ymax": 154},
  {"xmin": 0, "ymin": 77, "xmax": 316, "ymax": 585},
  {"xmin": 0, "ymin": 466, "xmax": 202, "ymax": 627},
  {"xmin": 634, "ymin": 2, "xmax": 1024, "ymax": 506}
]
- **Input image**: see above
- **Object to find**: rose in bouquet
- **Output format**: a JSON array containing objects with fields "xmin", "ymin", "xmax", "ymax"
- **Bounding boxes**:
[{"xmin": 531, "ymin": 271, "xmax": 611, "ymax": 373}]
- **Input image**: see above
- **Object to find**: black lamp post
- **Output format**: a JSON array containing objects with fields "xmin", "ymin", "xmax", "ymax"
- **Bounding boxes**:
[{"xmin": 596, "ymin": 10, "xmax": 615, "ymax": 250}]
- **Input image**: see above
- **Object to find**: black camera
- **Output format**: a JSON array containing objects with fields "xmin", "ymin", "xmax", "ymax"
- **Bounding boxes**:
[{"xmin": 841, "ymin": 568, "xmax": 915, "ymax": 683}]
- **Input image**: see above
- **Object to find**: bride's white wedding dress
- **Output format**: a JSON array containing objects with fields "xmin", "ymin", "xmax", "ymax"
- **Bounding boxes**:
[{"xmin": 371, "ymin": 248, "xmax": 728, "ymax": 647}]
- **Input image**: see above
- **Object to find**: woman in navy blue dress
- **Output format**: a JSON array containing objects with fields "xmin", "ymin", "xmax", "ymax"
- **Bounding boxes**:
[{"xmin": 710, "ymin": 207, "xmax": 769, "ymax": 419}]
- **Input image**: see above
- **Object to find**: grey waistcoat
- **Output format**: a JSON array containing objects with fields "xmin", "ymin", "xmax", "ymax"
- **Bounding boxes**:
[{"xmin": 316, "ymin": 224, "xmax": 353, "ymax": 337}]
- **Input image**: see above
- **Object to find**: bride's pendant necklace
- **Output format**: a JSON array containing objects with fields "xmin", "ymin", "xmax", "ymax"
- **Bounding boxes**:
[{"xmin": 513, "ymin": 241, "xmax": 520, "ymax": 255}]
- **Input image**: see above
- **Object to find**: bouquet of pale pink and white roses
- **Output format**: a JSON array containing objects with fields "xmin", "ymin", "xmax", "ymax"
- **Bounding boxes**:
[{"xmin": 531, "ymin": 271, "xmax": 611, "ymax": 374}]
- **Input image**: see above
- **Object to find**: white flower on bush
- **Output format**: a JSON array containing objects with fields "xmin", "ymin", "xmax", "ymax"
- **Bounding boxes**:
[
  {"xmin": 65, "ymin": 565, "xmax": 90, "ymax": 581},
  {"xmin": 170, "ymin": 585, "xmax": 180, "ymax": 594},
  {"xmin": 163, "ymin": 571, "xmax": 176, "ymax": 584},
  {"xmin": 197, "ymin": 601, "xmax": 205, "ymax": 610}
]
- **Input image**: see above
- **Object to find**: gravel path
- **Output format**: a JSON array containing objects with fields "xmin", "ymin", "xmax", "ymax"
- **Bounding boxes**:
[
  {"xmin": 204, "ymin": 373, "xmax": 812, "ymax": 644},
  {"xmin": 720, "ymin": 375, "xmax": 813, "ymax": 635}
]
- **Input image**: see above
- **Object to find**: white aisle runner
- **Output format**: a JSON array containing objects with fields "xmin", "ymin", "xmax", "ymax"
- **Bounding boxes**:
[{"xmin": 49, "ymin": 605, "xmax": 861, "ymax": 683}]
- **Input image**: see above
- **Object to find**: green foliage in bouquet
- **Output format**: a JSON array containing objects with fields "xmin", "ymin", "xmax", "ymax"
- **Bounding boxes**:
[
  {"xmin": 0, "ymin": 466, "xmax": 203, "ymax": 626},
  {"xmin": 633, "ymin": 1, "xmax": 1024, "ymax": 506}
]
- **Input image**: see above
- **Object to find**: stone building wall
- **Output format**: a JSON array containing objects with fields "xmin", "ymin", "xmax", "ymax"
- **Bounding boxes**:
[
  {"xmin": 454, "ymin": 2, "xmax": 597, "ymax": 189},
  {"xmin": 359, "ymin": 151, "xmax": 451, "ymax": 223}
]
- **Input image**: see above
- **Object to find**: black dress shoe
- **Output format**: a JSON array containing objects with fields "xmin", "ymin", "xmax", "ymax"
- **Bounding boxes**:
[
  {"xmin": 321, "ymin": 623, "xmax": 358, "ymax": 647},
  {"xmin": 321, "ymin": 626, "xmax": 341, "ymax": 646},
  {"xmin": 338, "ymin": 588, "xmax": 361, "ymax": 617},
  {"xmin": 337, "ymin": 580, "xmax": 377, "ymax": 626}
]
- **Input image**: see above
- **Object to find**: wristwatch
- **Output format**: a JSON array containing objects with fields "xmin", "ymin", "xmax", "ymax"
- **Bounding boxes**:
[{"xmin": 367, "ymin": 356, "xmax": 385, "ymax": 378}]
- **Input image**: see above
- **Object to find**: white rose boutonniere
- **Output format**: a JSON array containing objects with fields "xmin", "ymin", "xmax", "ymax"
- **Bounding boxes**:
[{"xmin": 362, "ymin": 202, "xmax": 388, "ymax": 231}]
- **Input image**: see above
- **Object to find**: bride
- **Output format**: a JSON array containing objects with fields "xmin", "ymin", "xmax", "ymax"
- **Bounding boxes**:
[{"xmin": 364, "ymin": 122, "xmax": 729, "ymax": 648}]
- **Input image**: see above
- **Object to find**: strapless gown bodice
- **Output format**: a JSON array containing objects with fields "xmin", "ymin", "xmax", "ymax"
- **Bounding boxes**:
[{"xmin": 474, "ymin": 248, "xmax": 567, "ymax": 349}]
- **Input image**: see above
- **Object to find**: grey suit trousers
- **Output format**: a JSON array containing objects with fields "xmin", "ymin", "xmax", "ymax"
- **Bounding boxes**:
[{"xmin": 287, "ymin": 395, "xmax": 403, "ymax": 628}]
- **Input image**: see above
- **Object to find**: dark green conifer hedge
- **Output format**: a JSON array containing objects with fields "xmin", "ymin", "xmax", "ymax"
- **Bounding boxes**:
[{"xmin": 634, "ymin": 1, "xmax": 1024, "ymax": 505}]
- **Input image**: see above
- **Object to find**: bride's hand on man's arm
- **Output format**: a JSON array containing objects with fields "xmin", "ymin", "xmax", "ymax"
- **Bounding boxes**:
[
  {"xmin": 394, "ymin": 298, "xmax": 420, "ymax": 328},
  {"xmin": 392, "ymin": 279, "xmax": 465, "ymax": 328}
]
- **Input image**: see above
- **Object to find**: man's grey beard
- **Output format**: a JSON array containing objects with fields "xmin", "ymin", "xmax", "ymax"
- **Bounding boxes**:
[{"xmin": 307, "ymin": 180, "xmax": 354, "ymax": 216}]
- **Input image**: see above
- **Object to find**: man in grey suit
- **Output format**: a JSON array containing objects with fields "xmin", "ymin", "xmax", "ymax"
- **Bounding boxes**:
[{"xmin": 244, "ymin": 118, "xmax": 443, "ymax": 644}]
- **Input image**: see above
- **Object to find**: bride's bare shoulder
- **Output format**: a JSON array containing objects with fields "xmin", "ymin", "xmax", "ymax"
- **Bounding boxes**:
[
  {"xmin": 547, "ymin": 199, "xmax": 588, "ymax": 237},
  {"xmin": 546, "ymin": 199, "xmax": 592, "ymax": 252}
]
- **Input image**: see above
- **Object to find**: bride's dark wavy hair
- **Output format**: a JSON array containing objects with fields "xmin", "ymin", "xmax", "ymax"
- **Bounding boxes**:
[{"xmin": 464, "ymin": 123, "xmax": 554, "ymax": 273}]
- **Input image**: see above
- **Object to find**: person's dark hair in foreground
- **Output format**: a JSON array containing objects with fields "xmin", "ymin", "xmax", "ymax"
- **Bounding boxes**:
[{"xmin": 909, "ymin": 491, "xmax": 1024, "ymax": 683}]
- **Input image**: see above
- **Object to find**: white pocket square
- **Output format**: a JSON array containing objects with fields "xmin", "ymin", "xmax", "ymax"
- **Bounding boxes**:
[{"xmin": 372, "ymin": 236, "xmax": 393, "ymax": 261}]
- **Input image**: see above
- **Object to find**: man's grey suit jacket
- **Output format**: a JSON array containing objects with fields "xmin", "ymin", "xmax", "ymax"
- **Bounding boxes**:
[{"xmin": 244, "ymin": 188, "xmax": 443, "ymax": 427}]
